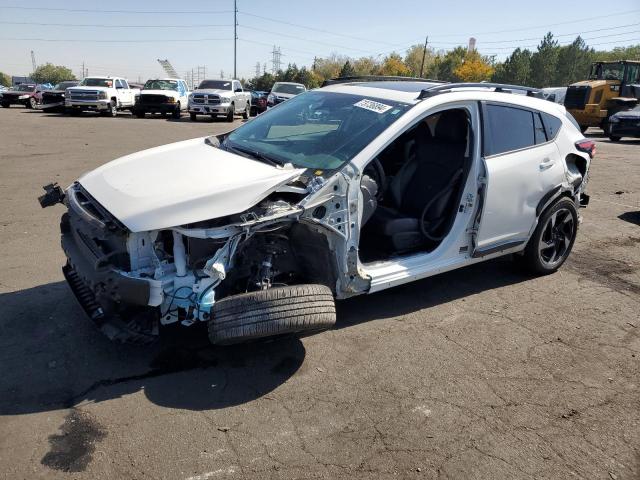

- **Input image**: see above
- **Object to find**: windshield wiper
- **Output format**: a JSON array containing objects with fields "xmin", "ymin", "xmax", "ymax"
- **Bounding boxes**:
[{"xmin": 222, "ymin": 142, "xmax": 283, "ymax": 167}]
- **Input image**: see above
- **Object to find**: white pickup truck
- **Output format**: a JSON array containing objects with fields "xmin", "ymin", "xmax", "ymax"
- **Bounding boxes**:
[
  {"xmin": 188, "ymin": 79, "xmax": 251, "ymax": 122},
  {"xmin": 66, "ymin": 76, "xmax": 140, "ymax": 116}
]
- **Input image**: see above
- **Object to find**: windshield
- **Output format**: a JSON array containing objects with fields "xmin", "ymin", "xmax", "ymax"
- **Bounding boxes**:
[
  {"xmin": 272, "ymin": 83, "xmax": 306, "ymax": 95},
  {"xmin": 14, "ymin": 84, "xmax": 35, "ymax": 92},
  {"xmin": 80, "ymin": 78, "xmax": 113, "ymax": 87},
  {"xmin": 54, "ymin": 81, "xmax": 77, "ymax": 90},
  {"xmin": 144, "ymin": 79, "xmax": 178, "ymax": 91},
  {"xmin": 224, "ymin": 91, "xmax": 412, "ymax": 170},
  {"xmin": 198, "ymin": 80, "xmax": 231, "ymax": 90},
  {"xmin": 590, "ymin": 63, "xmax": 624, "ymax": 81}
]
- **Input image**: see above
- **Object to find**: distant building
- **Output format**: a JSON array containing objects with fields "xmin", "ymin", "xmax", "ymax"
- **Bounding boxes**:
[
  {"xmin": 468, "ymin": 37, "xmax": 476, "ymax": 52},
  {"xmin": 12, "ymin": 76, "xmax": 34, "ymax": 86}
]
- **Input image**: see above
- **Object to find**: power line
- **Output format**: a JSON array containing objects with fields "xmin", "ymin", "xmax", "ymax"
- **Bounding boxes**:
[
  {"xmin": 0, "ymin": 37, "xmax": 232, "ymax": 43},
  {"xmin": 0, "ymin": 21, "xmax": 233, "ymax": 28},
  {"xmin": 0, "ymin": 5, "xmax": 233, "ymax": 14}
]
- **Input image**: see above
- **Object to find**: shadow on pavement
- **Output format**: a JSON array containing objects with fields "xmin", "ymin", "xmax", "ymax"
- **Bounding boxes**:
[
  {"xmin": 0, "ymin": 256, "xmax": 530, "ymax": 416},
  {"xmin": 0, "ymin": 281, "xmax": 305, "ymax": 415},
  {"xmin": 619, "ymin": 211, "xmax": 640, "ymax": 226}
]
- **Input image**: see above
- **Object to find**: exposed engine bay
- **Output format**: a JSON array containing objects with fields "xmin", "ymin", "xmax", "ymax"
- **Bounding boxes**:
[{"xmin": 55, "ymin": 162, "xmax": 366, "ymax": 342}]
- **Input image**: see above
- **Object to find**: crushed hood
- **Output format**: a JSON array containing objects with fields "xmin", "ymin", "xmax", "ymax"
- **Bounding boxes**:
[{"xmin": 78, "ymin": 137, "xmax": 305, "ymax": 232}]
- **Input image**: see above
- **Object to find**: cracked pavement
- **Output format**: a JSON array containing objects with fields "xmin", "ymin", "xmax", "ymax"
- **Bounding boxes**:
[{"xmin": 0, "ymin": 108, "xmax": 638, "ymax": 479}]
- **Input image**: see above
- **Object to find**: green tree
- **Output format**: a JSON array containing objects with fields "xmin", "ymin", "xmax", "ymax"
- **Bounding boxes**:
[
  {"xmin": 378, "ymin": 52, "xmax": 410, "ymax": 76},
  {"xmin": 339, "ymin": 60, "xmax": 356, "ymax": 77},
  {"xmin": 454, "ymin": 50, "xmax": 494, "ymax": 82},
  {"xmin": 0, "ymin": 71, "xmax": 10, "ymax": 87},
  {"xmin": 554, "ymin": 36, "xmax": 594, "ymax": 86},
  {"xmin": 352, "ymin": 56, "xmax": 379, "ymax": 76},
  {"xmin": 404, "ymin": 44, "xmax": 434, "ymax": 77},
  {"xmin": 429, "ymin": 47, "xmax": 467, "ymax": 81},
  {"xmin": 492, "ymin": 48, "xmax": 532, "ymax": 85},
  {"xmin": 529, "ymin": 33, "xmax": 559, "ymax": 87},
  {"xmin": 31, "ymin": 63, "xmax": 76, "ymax": 85}
]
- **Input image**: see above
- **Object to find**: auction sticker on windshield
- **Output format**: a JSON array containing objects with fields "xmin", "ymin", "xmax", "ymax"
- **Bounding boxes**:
[{"xmin": 354, "ymin": 99, "xmax": 392, "ymax": 114}]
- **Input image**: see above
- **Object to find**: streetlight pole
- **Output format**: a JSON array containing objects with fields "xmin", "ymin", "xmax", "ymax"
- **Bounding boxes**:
[{"xmin": 233, "ymin": 0, "xmax": 238, "ymax": 79}]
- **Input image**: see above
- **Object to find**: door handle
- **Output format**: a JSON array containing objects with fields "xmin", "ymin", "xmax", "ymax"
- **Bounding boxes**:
[{"xmin": 539, "ymin": 157, "xmax": 555, "ymax": 170}]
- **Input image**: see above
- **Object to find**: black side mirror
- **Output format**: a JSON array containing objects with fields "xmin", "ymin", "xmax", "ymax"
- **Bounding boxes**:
[{"xmin": 234, "ymin": 88, "xmax": 242, "ymax": 92}]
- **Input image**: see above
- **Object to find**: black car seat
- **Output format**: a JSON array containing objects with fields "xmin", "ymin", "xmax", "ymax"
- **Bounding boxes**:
[{"xmin": 369, "ymin": 110, "xmax": 469, "ymax": 252}]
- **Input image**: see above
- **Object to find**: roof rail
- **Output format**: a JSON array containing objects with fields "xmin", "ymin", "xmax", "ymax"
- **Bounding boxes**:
[
  {"xmin": 418, "ymin": 82, "xmax": 543, "ymax": 99},
  {"xmin": 321, "ymin": 75, "xmax": 446, "ymax": 87}
]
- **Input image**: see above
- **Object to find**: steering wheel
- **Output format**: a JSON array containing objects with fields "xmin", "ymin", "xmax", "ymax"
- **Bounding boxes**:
[{"xmin": 363, "ymin": 157, "xmax": 386, "ymax": 201}]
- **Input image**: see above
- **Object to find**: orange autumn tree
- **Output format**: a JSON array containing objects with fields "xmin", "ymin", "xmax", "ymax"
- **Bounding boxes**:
[{"xmin": 453, "ymin": 50, "xmax": 494, "ymax": 82}]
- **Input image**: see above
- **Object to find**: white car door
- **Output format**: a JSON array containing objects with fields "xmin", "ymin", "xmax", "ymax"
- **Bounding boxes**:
[
  {"xmin": 179, "ymin": 81, "xmax": 189, "ymax": 108},
  {"xmin": 475, "ymin": 103, "xmax": 565, "ymax": 252}
]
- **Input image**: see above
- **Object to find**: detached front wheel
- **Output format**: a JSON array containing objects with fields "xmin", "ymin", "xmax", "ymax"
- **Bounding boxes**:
[
  {"xmin": 209, "ymin": 284, "xmax": 336, "ymax": 345},
  {"xmin": 518, "ymin": 197, "xmax": 578, "ymax": 275}
]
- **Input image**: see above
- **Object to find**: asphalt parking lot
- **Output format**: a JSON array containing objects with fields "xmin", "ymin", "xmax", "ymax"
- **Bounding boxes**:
[{"xmin": 0, "ymin": 106, "xmax": 638, "ymax": 480}]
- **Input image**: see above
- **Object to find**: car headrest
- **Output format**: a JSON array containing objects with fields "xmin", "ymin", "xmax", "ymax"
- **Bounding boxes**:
[{"xmin": 434, "ymin": 110, "xmax": 468, "ymax": 144}]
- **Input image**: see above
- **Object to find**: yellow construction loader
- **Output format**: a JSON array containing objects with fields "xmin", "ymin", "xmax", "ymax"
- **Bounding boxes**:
[{"xmin": 565, "ymin": 60, "xmax": 640, "ymax": 132}]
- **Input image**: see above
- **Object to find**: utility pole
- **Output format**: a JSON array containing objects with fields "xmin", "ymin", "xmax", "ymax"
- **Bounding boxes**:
[
  {"xmin": 233, "ymin": 0, "xmax": 238, "ymax": 79},
  {"xmin": 30, "ymin": 50, "xmax": 37, "ymax": 72},
  {"xmin": 81, "ymin": 61, "xmax": 85, "ymax": 79},
  {"xmin": 419, "ymin": 36, "xmax": 428, "ymax": 78}
]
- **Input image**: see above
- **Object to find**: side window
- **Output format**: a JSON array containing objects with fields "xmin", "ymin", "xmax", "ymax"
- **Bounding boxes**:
[
  {"xmin": 541, "ymin": 112, "xmax": 562, "ymax": 140},
  {"xmin": 115, "ymin": 79, "xmax": 123, "ymax": 89},
  {"xmin": 483, "ymin": 104, "xmax": 535, "ymax": 156},
  {"xmin": 233, "ymin": 81, "xmax": 241, "ymax": 92},
  {"xmin": 534, "ymin": 112, "xmax": 547, "ymax": 144},
  {"xmin": 121, "ymin": 79, "xmax": 129, "ymax": 89}
]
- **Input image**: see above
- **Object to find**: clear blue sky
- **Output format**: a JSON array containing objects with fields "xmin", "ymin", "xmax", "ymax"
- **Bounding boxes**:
[{"xmin": 0, "ymin": 1, "xmax": 639, "ymax": 82}]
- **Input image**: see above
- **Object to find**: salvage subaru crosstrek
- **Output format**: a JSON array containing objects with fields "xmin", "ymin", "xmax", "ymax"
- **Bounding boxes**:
[{"xmin": 40, "ymin": 78, "xmax": 593, "ymax": 344}]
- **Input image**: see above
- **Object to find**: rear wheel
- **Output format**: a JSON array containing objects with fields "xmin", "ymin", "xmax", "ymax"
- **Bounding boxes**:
[
  {"xmin": 242, "ymin": 102, "xmax": 250, "ymax": 119},
  {"xmin": 518, "ymin": 197, "xmax": 578, "ymax": 275},
  {"xmin": 609, "ymin": 135, "xmax": 621, "ymax": 142},
  {"xmin": 135, "ymin": 109, "xmax": 145, "ymax": 118},
  {"xmin": 208, "ymin": 284, "xmax": 336, "ymax": 345},
  {"xmin": 189, "ymin": 112, "xmax": 197, "ymax": 121}
]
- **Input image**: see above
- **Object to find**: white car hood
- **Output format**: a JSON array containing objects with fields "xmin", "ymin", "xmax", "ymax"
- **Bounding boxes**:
[
  {"xmin": 68, "ymin": 86, "xmax": 110, "ymax": 92},
  {"xmin": 141, "ymin": 89, "xmax": 180, "ymax": 97},
  {"xmin": 78, "ymin": 137, "xmax": 305, "ymax": 232},
  {"xmin": 194, "ymin": 88, "xmax": 232, "ymax": 96}
]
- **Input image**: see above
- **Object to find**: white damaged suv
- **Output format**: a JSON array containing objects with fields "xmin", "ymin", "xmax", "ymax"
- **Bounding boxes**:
[{"xmin": 40, "ymin": 78, "xmax": 593, "ymax": 344}]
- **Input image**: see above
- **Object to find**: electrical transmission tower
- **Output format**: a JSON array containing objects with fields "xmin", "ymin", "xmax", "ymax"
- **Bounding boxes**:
[
  {"xmin": 255, "ymin": 62, "xmax": 261, "ymax": 77},
  {"xmin": 30, "ymin": 50, "xmax": 37, "ymax": 71},
  {"xmin": 220, "ymin": 70, "xmax": 225, "ymax": 79},
  {"xmin": 157, "ymin": 59, "xmax": 179, "ymax": 78},
  {"xmin": 271, "ymin": 46, "xmax": 282, "ymax": 74}
]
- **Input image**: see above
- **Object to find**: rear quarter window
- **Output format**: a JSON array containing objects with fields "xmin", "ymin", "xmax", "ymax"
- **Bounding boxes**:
[{"xmin": 541, "ymin": 112, "xmax": 562, "ymax": 140}]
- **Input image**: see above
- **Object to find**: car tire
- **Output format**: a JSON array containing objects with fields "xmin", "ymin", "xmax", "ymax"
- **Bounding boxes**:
[
  {"xmin": 1, "ymin": 102, "xmax": 10, "ymax": 108},
  {"xmin": 135, "ymin": 110, "xmax": 145, "ymax": 118},
  {"xmin": 518, "ymin": 197, "xmax": 578, "ymax": 275},
  {"xmin": 242, "ymin": 102, "xmax": 249, "ymax": 119},
  {"xmin": 102, "ymin": 100, "xmax": 117, "ymax": 117},
  {"xmin": 609, "ymin": 135, "xmax": 621, "ymax": 142},
  {"xmin": 189, "ymin": 112, "xmax": 197, "ymax": 121},
  {"xmin": 28, "ymin": 97, "xmax": 38, "ymax": 109},
  {"xmin": 69, "ymin": 108, "xmax": 81, "ymax": 116},
  {"xmin": 172, "ymin": 102, "xmax": 181, "ymax": 119},
  {"xmin": 226, "ymin": 104, "xmax": 234, "ymax": 122},
  {"xmin": 208, "ymin": 284, "xmax": 336, "ymax": 345}
]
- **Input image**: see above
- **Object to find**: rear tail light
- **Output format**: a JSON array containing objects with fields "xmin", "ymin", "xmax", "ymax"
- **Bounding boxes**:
[{"xmin": 575, "ymin": 139, "xmax": 596, "ymax": 159}]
